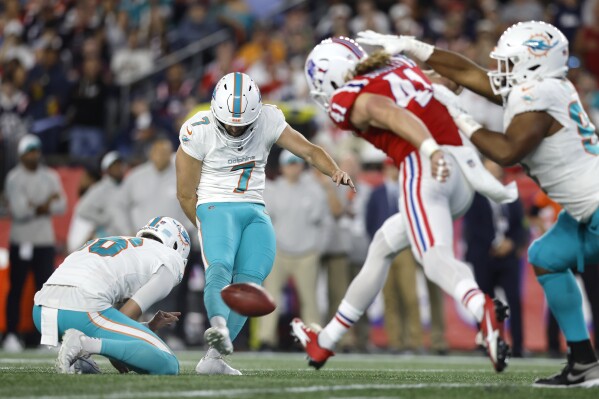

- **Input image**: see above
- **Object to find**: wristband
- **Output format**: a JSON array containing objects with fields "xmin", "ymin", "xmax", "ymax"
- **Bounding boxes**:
[
  {"xmin": 419, "ymin": 138, "xmax": 441, "ymax": 159},
  {"xmin": 456, "ymin": 114, "xmax": 483, "ymax": 139},
  {"xmin": 406, "ymin": 38, "xmax": 435, "ymax": 61}
]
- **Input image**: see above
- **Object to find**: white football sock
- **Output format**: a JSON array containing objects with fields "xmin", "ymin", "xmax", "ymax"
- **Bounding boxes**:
[
  {"xmin": 457, "ymin": 282, "xmax": 485, "ymax": 322},
  {"xmin": 210, "ymin": 316, "xmax": 227, "ymax": 329},
  {"xmin": 80, "ymin": 336, "xmax": 102, "ymax": 354},
  {"xmin": 319, "ymin": 300, "xmax": 363, "ymax": 350}
]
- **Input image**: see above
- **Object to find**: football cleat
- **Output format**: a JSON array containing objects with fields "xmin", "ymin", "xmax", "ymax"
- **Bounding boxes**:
[
  {"xmin": 56, "ymin": 329, "xmax": 90, "ymax": 374},
  {"xmin": 204, "ymin": 327, "xmax": 233, "ymax": 356},
  {"xmin": 72, "ymin": 356, "xmax": 102, "ymax": 374},
  {"xmin": 533, "ymin": 359, "xmax": 599, "ymax": 388},
  {"xmin": 195, "ymin": 348, "xmax": 241, "ymax": 376},
  {"xmin": 479, "ymin": 295, "xmax": 510, "ymax": 372},
  {"xmin": 290, "ymin": 318, "xmax": 334, "ymax": 370}
]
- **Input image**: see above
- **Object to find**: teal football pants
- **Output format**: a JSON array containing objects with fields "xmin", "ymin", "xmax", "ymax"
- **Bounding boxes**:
[
  {"xmin": 196, "ymin": 202, "xmax": 276, "ymax": 341},
  {"xmin": 33, "ymin": 305, "xmax": 179, "ymax": 375},
  {"xmin": 529, "ymin": 208, "xmax": 599, "ymax": 342}
]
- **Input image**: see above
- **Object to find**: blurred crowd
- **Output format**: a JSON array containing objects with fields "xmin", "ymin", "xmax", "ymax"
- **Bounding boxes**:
[{"xmin": 1, "ymin": 0, "xmax": 599, "ymax": 355}]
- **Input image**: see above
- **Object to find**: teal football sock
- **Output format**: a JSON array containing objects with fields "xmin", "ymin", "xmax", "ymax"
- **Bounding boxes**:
[
  {"xmin": 538, "ymin": 271, "xmax": 589, "ymax": 342},
  {"xmin": 204, "ymin": 264, "xmax": 233, "ymax": 320},
  {"xmin": 227, "ymin": 273, "xmax": 262, "ymax": 341}
]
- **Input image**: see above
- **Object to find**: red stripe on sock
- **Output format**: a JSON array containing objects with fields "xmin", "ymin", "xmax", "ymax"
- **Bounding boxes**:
[{"xmin": 334, "ymin": 315, "xmax": 351, "ymax": 329}]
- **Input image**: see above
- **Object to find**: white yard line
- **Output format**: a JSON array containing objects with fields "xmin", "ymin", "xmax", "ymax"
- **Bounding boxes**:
[{"xmin": 11, "ymin": 383, "xmax": 506, "ymax": 399}]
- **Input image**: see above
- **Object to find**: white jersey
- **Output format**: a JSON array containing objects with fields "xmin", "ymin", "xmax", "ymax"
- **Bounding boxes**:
[
  {"xmin": 34, "ymin": 237, "xmax": 184, "ymax": 311},
  {"xmin": 179, "ymin": 105, "xmax": 287, "ymax": 205},
  {"xmin": 504, "ymin": 78, "xmax": 599, "ymax": 222}
]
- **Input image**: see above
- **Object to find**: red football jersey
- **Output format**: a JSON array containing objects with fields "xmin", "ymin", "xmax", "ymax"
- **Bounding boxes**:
[{"xmin": 328, "ymin": 56, "xmax": 462, "ymax": 166}]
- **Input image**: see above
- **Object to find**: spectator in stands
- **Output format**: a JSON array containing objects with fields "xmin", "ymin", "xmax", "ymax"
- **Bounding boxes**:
[
  {"xmin": 25, "ymin": 35, "xmax": 70, "ymax": 154},
  {"xmin": 575, "ymin": 1, "xmax": 599, "ymax": 80},
  {"xmin": 173, "ymin": 2, "xmax": 221, "ymax": 50},
  {"xmin": 236, "ymin": 22, "xmax": 286, "ymax": 69},
  {"xmin": 110, "ymin": 28, "xmax": 153, "ymax": 85},
  {"xmin": 66, "ymin": 151, "xmax": 125, "ymax": 253},
  {"xmin": 0, "ymin": 20, "xmax": 35, "ymax": 70},
  {"xmin": 463, "ymin": 159, "xmax": 527, "ymax": 357},
  {"xmin": 549, "ymin": 0, "xmax": 582, "ymax": 45},
  {"xmin": 500, "ymin": 0, "xmax": 544, "ymax": 25},
  {"xmin": 215, "ymin": 0, "xmax": 254, "ymax": 43},
  {"xmin": 153, "ymin": 63, "xmax": 195, "ymax": 134},
  {"xmin": 259, "ymin": 150, "xmax": 328, "ymax": 350},
  {"xmin": 2, "ymin": 134, "xmax": 66, "ymax": 352},
  {"xmin": 350, "ymin": 0, "xmax": 391, "ymax": 35},
  {"xmin": 366, "ymin": 159, "xmax": 423, "ymax": 353},
  {"xmin": 113, "ymin": 136, "xmax": 190, "ymax": 235},
  {"xmin": 0, "ymin": 66, "xmax": 29, "ymax": 193},
  {"xmin": 67, "ymin": 56, "xmax": 109, "ymax": 160},
  {"xmin": 315, "ymin": 4, "xmax": 352, "ymax": 40}
]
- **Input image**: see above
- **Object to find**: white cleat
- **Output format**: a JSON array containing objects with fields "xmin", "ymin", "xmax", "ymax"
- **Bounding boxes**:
[
  {"xmin": 195, "ymin": 348, "xmax": 242, "ymax": 376},
  {"xmin": 204, "ymin": 327, "xmax": 233, "ymax": 356},
  {"xmin": 56, "ymin": 329, "xmax": 89, "ymax": 374}
]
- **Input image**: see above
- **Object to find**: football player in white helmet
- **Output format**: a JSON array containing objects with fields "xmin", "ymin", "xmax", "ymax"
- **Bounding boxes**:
[
  {"xmin": 176, "ymin": 72, "xmax": 355, "ymax": 375},
  {"xmin": 357, "ymin": 21, "xmax": 599, "ymax": 387},
  {"xmin": 33, "ymin": 216, "xmax": 191, "ymax": 375}
]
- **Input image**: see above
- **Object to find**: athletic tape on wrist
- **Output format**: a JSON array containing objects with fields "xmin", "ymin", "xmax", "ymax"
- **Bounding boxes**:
[{"xmin": 419, "ymin": 138, "xmax": 441, "ymax": 159}]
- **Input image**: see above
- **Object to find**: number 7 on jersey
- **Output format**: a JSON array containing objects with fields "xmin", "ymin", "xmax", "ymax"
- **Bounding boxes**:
[{"xmin": 231, "ymin": 161, "xmax": 256, "ymax": 193}]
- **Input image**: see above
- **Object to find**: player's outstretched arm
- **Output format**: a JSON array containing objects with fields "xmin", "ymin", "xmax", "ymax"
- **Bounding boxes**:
[
  {"xmin": 356, "ymin": 31, "xmax": 501, "ymax": 104},
  {"xmin": 433, "ymin": 83, "xmax": 550, "ymax": 165},
  {"xmin": 275, "ymin": 125, "xmax": 356, "ymax": 191},
  {"xmin": 175, "ymin": 147, "xmax": 202, "ymax": 226},
  {"xmin": 352, "ymin": 93, "xmax": 449, "ymax": 182}
]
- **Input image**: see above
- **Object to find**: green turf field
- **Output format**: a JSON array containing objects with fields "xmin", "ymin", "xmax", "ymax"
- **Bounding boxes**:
[{"xmin": 0, "ymin": 350, "xmax": 597, "ymax": 398}]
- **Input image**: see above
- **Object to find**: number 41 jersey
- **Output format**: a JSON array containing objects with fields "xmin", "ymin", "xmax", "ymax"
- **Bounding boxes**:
[
  {"xmin": 328, "ymin": 56, "xmax": 462, "ymax": 167},
  {"xmin": 179, "ymin": 105, "xmax": 287, "ymax": 205},
  {"xmin": 35, "ymin": 237, "xmax": 185, "ymax": 311},
  {"xmin": 504, "ymin": 78, "xmax": 599, "ymax": 222}
]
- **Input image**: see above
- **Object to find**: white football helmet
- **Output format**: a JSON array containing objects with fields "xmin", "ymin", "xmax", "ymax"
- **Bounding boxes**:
[
  {"xmin": 488, "ymin": 21, "xmax": 569, "ymax": 96},
  {"xmin": 136, "ymin": 216, "xmax": 191, "ymax": 264},
  {"xmin": 305, "ymin": 37, "xmax": 367, "ymax": 109},
  {"xmin": 211, "ymin": 72, "xmax": 262, "ymax": 149}
]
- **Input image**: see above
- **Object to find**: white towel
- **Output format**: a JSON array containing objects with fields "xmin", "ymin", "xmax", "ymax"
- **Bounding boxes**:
[
  {"xmin": 40, "ymin": 306, "xmax": 59, "ymax": 347},
  {"xmin": 444, "ymin": 146, "xmax": 519, "ymax": 204}
]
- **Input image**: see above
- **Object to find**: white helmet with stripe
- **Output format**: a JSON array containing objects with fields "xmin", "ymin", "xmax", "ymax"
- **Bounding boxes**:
[
  {"xmin": 210, "ymin": 72, "xmax": 262, "ymax": 148},
  {"xmin": 136, "ymin": 216, "xmax": 191, "ymax": 264},
  {"xmin": 305, "ymin": 36, "xmax": 367, "ymax": 110}
]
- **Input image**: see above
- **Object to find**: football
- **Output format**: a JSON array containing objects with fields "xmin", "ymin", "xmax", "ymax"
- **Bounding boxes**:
[{"xmin": 221, "ymin": 282, "xmax": 276, "ymax": 317}]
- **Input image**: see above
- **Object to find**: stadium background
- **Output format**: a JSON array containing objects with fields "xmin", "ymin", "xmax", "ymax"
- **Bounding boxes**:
[{"xmin": 0, "ymin": 0, "xmax": 598, "ymax": 354}]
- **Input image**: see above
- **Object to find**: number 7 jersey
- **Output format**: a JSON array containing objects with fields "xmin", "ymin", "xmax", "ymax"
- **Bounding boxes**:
[
  {"xmin": 504, "ymin": 78, "xmax": 599, "ymax": 222},
  {"xmin": 179, "ymin": 105, "xmax": 287, "ymax": 205}
]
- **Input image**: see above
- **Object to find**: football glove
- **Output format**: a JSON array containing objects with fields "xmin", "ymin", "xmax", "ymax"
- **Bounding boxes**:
[{"xmin": 356, "ymin": 30, "xmax": 435, "ymax": 61}]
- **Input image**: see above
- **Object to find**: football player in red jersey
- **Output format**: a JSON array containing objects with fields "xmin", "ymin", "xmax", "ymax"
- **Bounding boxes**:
[{"xmin": 291, "ymin": 37, "xmax": 517, "ymax": 372}]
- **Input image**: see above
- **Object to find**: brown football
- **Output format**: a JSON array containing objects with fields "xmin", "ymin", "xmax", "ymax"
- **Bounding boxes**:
[{"xmin": 221, "ymin": 282, "xmax": 276, "ymax": 317}]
